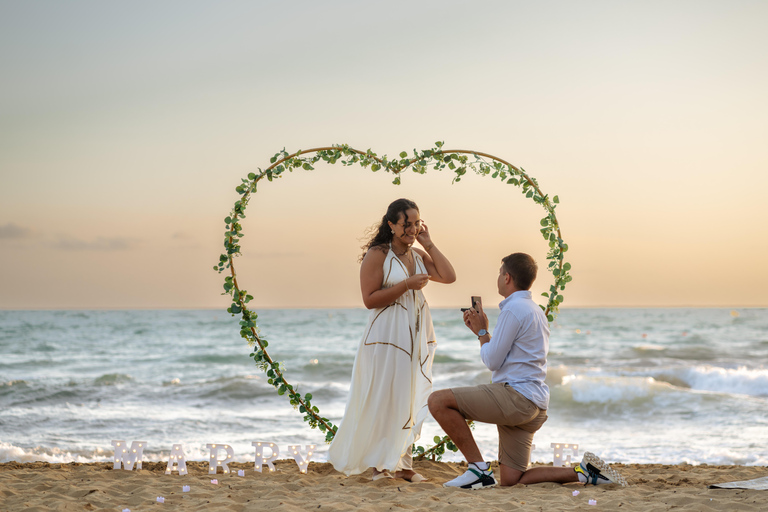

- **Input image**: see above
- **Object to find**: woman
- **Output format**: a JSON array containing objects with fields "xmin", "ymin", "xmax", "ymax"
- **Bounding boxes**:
[{"xmin": 329, "ymin": 198, "xmax": 456, "ymax": 481}]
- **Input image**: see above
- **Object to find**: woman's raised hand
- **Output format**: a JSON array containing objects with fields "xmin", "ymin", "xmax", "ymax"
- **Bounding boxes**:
[
  {"xmin": 406, "ymin": 273, "xmax": 431, "ymax": 290},
  {"xmin": 416, "ymin": 221, "xmax": 433, "ymax": 248}
]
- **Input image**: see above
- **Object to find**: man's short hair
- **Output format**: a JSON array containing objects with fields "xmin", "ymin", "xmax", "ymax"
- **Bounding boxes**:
[{"xmin": 502, "ymin": 253, "xmax": 538, "ymax": 290}]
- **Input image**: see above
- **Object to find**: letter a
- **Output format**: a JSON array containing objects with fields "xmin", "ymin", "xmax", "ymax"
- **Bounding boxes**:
[{"xmin": 165, "ymin": 444, "xmax": 189, "ymax": 475}]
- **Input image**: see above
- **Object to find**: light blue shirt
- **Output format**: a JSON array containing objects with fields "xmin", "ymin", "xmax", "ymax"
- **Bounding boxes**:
[{"xmin": 479, "ymin": 290, "xmax": 550, "ymax": 409}]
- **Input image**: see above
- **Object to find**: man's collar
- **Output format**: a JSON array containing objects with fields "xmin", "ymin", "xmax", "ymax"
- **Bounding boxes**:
[{"xmin": 499, "ymin": 290, "xmax": 532, "ymax": 308}]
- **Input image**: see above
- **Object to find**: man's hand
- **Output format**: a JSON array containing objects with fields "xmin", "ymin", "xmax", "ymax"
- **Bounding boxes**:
[{"xmin": 463, "ymin": 304, "xmax": 489, "ymax": 336}]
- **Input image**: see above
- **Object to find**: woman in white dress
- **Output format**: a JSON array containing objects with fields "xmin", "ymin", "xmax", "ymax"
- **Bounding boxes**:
[{"xmin": 329, "ymin": 198, "xmax": 456, "ymax": 481}]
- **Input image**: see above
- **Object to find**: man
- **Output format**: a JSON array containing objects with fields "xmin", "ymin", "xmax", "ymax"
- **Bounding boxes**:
[{"xmin": 428, "ymin": 252, "xmax": 627, "ymax": 489}]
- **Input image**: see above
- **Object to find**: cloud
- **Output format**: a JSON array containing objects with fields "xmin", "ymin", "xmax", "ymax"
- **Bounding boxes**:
[
  {"xmin": 53, "ymin": 236, "xmax": 138, "ymax": 251},
  {"xmin": 0, "ymin": 223, "xmax": 33, "ymax": 239}
]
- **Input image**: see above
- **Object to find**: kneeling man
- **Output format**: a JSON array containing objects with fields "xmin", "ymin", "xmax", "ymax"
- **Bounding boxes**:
[{"xmin": 428, "ymin": 252, "xmax": 626, "ymax": 489}]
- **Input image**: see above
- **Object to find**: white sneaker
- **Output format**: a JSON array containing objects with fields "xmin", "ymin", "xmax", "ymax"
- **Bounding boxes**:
[
  {"xmin": 443, "ymin": 463, "xmax": 497, "ymax": 490},
  {"xmin": 575, "ymin": 452, "xmax": 628, "ymax": 487}
]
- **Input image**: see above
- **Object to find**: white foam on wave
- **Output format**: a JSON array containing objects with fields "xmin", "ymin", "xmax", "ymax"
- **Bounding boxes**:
[
  {"xmin": 0, "ymin": 442, "xmax": 257, "ymax": 464},
  {"xmin": 561, "ymin": 375, "xmax": 675, "ymax": 403},
  {"xmin": 558, "ymin": 365, "xmax": 768, "ymax": 403},
  {"xmin": 634, "ymin": 344, "xmax": 666, "ymax": 351},
  {"xmin": 0, "ymin": 442, "xmax": 106, "ymax": 464},
  {"xmin": 675, "ymin": 365, "xmax": 768, "ymax": 397}
]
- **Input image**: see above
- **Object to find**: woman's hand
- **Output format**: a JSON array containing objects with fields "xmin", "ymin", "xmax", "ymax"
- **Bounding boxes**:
[
  {"xmin": 406, "ymin": 273, "xmax": 431, "ymax": 290},
  {"xmin": 416, "ymin": 221, "xmax": 433, "ymax": 249},
  {"xmin": 413, "ymin": 220, "xmax": 456, "ymax": 284}
]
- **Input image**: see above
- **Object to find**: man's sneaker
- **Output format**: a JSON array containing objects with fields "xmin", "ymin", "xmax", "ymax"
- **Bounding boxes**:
[
  {"xmin": 574, "ymin": 452, "xmax": 628, "ymax": 487},
  {"xmin": 443, "ymin": 463, "xmax": 497, "ymax": 490}
]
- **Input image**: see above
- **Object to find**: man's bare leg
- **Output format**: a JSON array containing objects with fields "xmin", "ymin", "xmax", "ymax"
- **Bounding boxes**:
[
  {"xmin": 427, "ymin": 389, "xmax": 482, "ymax": 462},
  {"xmin": 500, "ymin": 464, "xmax": 579, "ymax": 486}
]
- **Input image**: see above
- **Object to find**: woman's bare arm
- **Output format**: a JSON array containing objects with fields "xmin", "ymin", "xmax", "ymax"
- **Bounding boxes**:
[
  {"xmin": 413, "ymin": 222, "xmax": 456, "ymax": 284},
  {"xmin": 360, "ymin": 247, "xmax": 430, "ymax": 309}
]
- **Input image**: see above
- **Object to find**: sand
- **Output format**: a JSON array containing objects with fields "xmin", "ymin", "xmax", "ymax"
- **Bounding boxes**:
[{"xmin": 1, "ymin": 459, "xmax": 767, "ymax": 511}]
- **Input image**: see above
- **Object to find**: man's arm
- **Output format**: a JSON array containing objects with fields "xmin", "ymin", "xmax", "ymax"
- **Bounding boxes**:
[
  {"xmin": 479, "ymin": 311, "xmax": 522, "ymax": 371},
  {"xmin": 463, "ymin": 306, "xmax": 522, "ymax": 371}
]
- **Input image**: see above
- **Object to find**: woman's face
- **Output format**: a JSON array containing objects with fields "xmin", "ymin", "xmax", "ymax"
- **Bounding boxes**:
[{"xmin": 389, "ymin": 208, "xmax": 422, "ymax": 246}]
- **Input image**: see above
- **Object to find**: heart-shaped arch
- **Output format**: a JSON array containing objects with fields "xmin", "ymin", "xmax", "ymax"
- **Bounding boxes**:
[{"xmin": 214, "ymin": 142, "xmax": 571, "ymax": 456}]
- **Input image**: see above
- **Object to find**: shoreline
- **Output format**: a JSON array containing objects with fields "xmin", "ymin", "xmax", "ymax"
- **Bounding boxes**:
[{"xmin": 2, "ymin": 460, "xmax": 767, "ymax": 511}]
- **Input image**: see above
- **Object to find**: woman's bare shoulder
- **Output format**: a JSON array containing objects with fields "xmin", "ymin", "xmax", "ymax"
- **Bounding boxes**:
[
  {"xmin": 368, "ymin": 244, "xmax": 390, "ymax": 256},
  {"xmin": 361, "ymin": 244, "xmax": 388, "ymax": 265}
]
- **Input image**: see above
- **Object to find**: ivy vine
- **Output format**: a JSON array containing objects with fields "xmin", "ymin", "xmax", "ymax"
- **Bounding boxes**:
[{"xmin": 214, "ymin": 142, "xmax": 571, "ymax": 459}]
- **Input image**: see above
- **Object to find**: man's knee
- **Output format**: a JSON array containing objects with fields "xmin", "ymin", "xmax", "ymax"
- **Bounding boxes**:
[
  {"xmin": 428, "ymin": 388, "xmax": 457, "ymax": 414},
  {"xmin": 499, "ymin": 464, "xmax": 524, "ymax": 486}
]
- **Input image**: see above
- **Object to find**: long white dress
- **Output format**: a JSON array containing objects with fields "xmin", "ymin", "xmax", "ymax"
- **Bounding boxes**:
[{"xmin": 329, "ymin": 247, "xmax": 437, "ymax": 475}]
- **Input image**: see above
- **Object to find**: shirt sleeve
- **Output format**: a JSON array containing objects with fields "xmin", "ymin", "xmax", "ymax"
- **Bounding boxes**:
[{"xmin": 480, "ymin": 310, "xmax": 522, "ymax": 371}]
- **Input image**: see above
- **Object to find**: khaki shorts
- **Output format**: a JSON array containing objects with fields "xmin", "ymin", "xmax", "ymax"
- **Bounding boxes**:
[{"xmin": 453, "ymin": 382, "xmax": 548, "ymax": 472}]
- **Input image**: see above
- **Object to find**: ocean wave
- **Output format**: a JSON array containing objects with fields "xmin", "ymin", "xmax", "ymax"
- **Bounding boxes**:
[
  {"xmin": 1, "ymin": 386, "xmax": 83, "ymax": 407},
  {"xmin": 181, "ymin": 353, "xmax": 246, "ymax": 365},
  {"xmin": 194, "ymin": 376, "xmax": 276, "ymax": 401},
  {"xmin": 555, "ymin": 365, "xmax": 768, "ymax": 404},
  {"xmin": 0, "ymin": 379, "xmax": 29, "ymax": 388},
  {"xmin": 0, "ymin": 442, "xmax": 106, "ymax": 464},
  {"xmin": 297, "ymin": 359, "xmax": 354, "ymax": 381},
  {"xmin": 559, "ymin": 375, "xmax": 676, "ymax": 404},
  {"xmin": 670, "ymin": 365, "xmax": 768, "ymax": 397},
  {"xmin": 632, "ymin": 344, "xmax": 666, "ymax": 352},
  {"xmin": 545, "ymin": 365, "xmax": 570, "ymax": 386},
  {"xmin": 629, "ymin": 343, "xmax": 720, "ymax": 361},
  {"xmin": 188, "ymin": 374, "xmax": 345, "ymax": 403},
  {"xmin": 93, "ymin": 373, "xmax": 134, "ymax": 386},
  {"xmin": 433, "ymin": 354, "xmax": 471, "ymax": 364}
]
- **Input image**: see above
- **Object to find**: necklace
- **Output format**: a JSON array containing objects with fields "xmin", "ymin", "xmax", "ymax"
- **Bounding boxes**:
[{"xmin": 393, "ymin": 246, "xmax": 412, "ymax": 258}]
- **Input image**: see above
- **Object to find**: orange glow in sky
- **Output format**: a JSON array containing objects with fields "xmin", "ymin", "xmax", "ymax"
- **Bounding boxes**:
[{"xmin": 1, "ymin": 1, "xmax": 766, "ymax": 309}]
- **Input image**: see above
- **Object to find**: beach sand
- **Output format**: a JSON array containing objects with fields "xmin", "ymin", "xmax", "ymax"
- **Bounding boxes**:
[{"xmin": 1, "ymin": 459, "xmax": 767, "ymax": 511}]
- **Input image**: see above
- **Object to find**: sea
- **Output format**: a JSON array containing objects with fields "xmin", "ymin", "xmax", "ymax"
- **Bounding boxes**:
[{"xmin": 1, "ymin": 308, "xmax": 767, "ymax": 467}]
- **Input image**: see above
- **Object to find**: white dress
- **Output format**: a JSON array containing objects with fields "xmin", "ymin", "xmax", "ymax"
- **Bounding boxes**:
[{"xmin": 329, "ymin": 247, "xmax": 437, "ymax": 475}]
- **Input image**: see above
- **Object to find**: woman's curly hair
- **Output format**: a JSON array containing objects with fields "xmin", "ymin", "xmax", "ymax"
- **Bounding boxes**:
[{"xmin": 360, "ymin": 198, "xmax": 419, "ymax": 261}]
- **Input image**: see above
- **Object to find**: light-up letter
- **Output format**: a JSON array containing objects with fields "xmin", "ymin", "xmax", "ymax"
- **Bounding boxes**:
[
  {"xmin": 165, "ymin": 444, "xmax": 189, "ymax": 475},
  {"xmin": 287, "ymin": 444, "xmax": 315, "ymax": 474},
  {"xmin": 111, "ymin": 440, "xmax": 147, "ymax": 471},
  {"xmin": 550, "ymin": 442, "xmax": 579, "ymax": 467},
  {"xmin": 252, "ymin": 441, "xmax": 279, "ymax": 473},
  {"xmin": 206, "ymin": 443, "xmax": 235, "ymax": 475}
]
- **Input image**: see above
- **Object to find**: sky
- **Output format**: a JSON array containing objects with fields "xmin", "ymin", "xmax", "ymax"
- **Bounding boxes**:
[{"xmin": 1, "ymin": 0, "xmax": 767, "ymax": 309}]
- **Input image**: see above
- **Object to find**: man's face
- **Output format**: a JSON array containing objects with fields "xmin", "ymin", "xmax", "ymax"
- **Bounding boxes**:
[{"xmin": 497, "ymin": 265, "xmax": 507, "ymax": 296}]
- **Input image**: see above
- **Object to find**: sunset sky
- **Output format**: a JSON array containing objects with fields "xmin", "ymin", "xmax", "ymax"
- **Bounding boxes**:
[{"xmin": 1, "ymin": 0, "xmax": 766, "ymax": 309}]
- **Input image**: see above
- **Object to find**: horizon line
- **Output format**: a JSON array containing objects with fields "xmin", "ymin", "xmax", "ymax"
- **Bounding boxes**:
[{"xmin": 0, "ymin": 305, "xmax": 764, "ymax": 311}]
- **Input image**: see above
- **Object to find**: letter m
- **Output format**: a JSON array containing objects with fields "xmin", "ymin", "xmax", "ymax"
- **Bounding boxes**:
[{"xmin": 111, "ymin": 440, "xmax": 147, "ymax": 470}]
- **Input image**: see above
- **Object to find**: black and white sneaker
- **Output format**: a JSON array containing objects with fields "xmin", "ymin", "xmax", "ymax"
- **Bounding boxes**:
[
  {"xmin": 574, "ymin": 452, "xmax": 628, "ymax": 487},
  {"xmin": 443, "ymin": 463, "xmax": 497, "ymax": 489}
]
